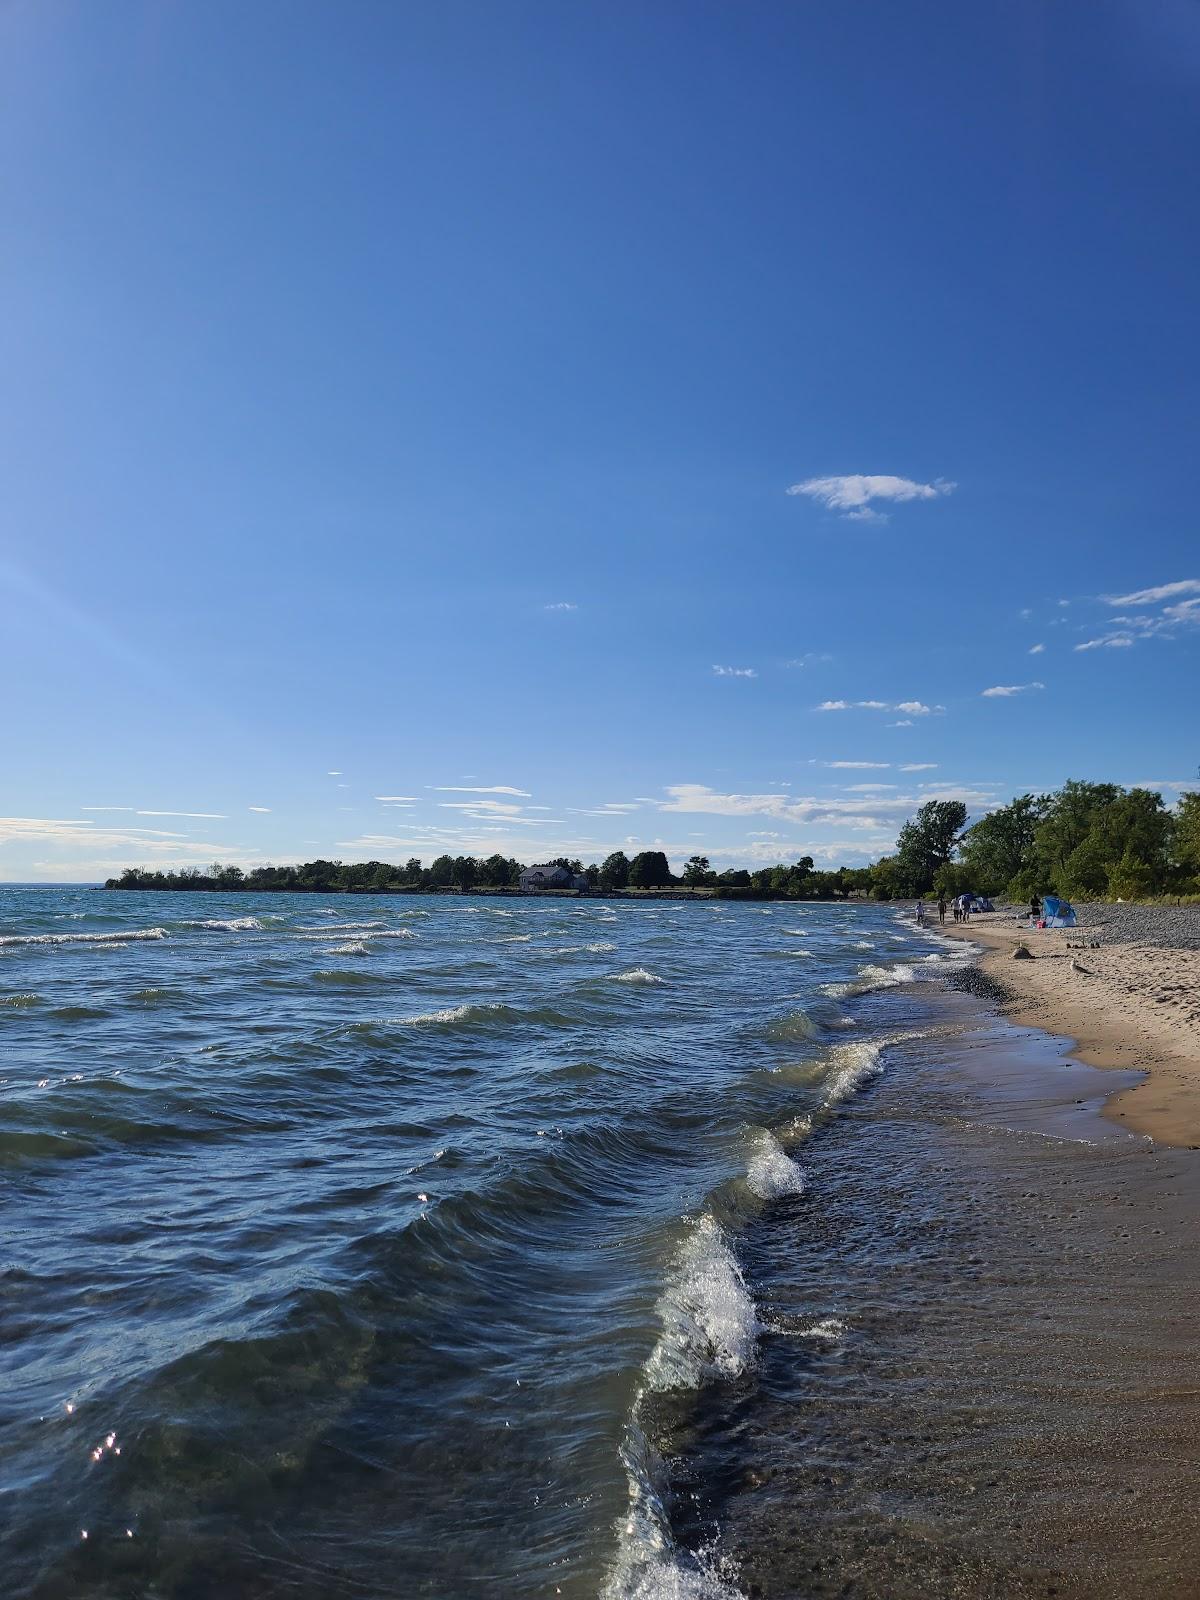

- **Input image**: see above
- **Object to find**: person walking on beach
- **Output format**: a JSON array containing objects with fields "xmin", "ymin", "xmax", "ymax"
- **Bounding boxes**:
[
  {"xmin": 937, "ymin": 894, "xmax": 947, "ymax": 925},
  {"xmin": 916, "ymin": 898, "xmax": 926, "ymax": 926}
]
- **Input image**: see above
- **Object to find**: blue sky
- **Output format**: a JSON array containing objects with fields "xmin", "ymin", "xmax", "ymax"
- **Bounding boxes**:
[{"xmin": 2, "ymin": 0, "xmax": 1197, "ymax": 881}]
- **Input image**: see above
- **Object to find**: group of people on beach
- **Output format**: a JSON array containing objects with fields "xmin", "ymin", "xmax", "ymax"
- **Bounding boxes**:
[{"xmin": 916, "ymin": 895, "xmax": 969, "ymax": 927}]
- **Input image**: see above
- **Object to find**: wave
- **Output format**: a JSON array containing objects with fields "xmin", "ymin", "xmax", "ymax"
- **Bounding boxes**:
[
  {"xmin": 605, "ymin": 1417, "xmax": 745, "ymax": 1599},
  {"xmin": 0, "ymin": 927, "xmax": 168, "ymax": 948},
  {"xmin": 644, "ymin": 1216, "xmax": 758, "ymax": 1392},
  {"xmin": 744, "ymin": 1130, "xmax": 805, "ymax": 1200},
  {"xmin": 852, "ymin": 939, "xmax": 874, "ymax": 950},
  {"xmin": 353, "ymin": 1001, "xmax": 571, "ymax": 1032},
  {"xmin": 781, "ymin": 928, "xmax": 808, "ymax": 937},
  {"xmin": 370, "ymin": 928, "xmax": 417, "ymax": 940},
  {"xmin": 1, "ymin": 992, "xmax": 42, "ymax": 1007},
  {"xmin": 820, "ymin": 960, "xmax": 916, "ymax": 999},
  {"xmin": 325, "ymin": 941, "xmax": 371, "ymax": 956},
  {"xmin": 609, "ymin": 968, "xmax": 664, "ymax": 986},
  {"xmin": 764, "ymin": 1008, "xmax": 819, "ymax": 1042},
  {"xmin": 188, "ymin": 916, "xmax": 263, "ymax": 932},
  {"xmin": 820, "ymin": 1039, "xmax": 886, "ymax": 1105}
]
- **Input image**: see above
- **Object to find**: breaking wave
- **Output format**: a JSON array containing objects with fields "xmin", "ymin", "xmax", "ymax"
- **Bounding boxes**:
[
  {"xmin": 609, "ymin": 968, "xmax": 664, "ymax": 985},
  {"xmin": 744, "ymin": 1130, "xmax": 805, "ymax": 1200},
  {"xmin": 820, "ymin": 961, "xmax": 916, "ymax": 999},
  {"xmin": 0, "ymin": 927, "xmax": 168, "ymax": 948},
  {"xmin": 644, "ymin": 1216, "xmax": 758, "ymax": 1392}
]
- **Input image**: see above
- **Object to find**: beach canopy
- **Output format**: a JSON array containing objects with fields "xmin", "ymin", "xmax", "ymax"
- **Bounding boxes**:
[{"xmin": 1042, "ymin": 895, "xmax": 1077, "ymax": 928}]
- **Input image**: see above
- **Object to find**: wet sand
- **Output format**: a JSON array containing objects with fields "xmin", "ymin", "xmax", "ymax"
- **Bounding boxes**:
[
  {"xmin": 938, "ymin": 913, "xmax": 1200, "ymax": 1147},
  {"xmin": 667, "ymin": 982, "xmax": 1200, "ymax": 1599}
]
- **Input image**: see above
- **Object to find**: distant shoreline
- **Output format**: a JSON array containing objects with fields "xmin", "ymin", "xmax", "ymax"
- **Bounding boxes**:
[{"xmin": 97, "ymin": 882, "xmax": 869, "ymax": 905}]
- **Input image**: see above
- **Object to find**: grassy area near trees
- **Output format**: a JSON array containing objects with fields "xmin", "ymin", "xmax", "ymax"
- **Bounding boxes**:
[{"xmin": 103, "ymin": 782, "xmax": 1200, "ymax": 903}]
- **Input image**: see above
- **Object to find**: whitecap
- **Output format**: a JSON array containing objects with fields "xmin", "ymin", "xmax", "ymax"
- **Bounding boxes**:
[
  {"xmin": 190, "ymin": 916, "xmax": 262, "ymax": 932},
  {"xmin": 745, "ymin": 1131, "xmax": 805, "ymax": 1200},
  {"xmin": 801, "ymin": 1316, "xmax": 846, "ymax": 1340},
  {"xmin": 326, "ymin": 941, "xmax": 370, "ymax": 956},
  {"xmin": 644, "ymin": 1215, "xmax": 759, "ymax": 1392},
  {"xmin": 0, "ymin": 928, "xmax": 168, "ymax": 947},
  {"xmin": 610, "ymin": 968, "xmax": 664, "ymax": 985}
]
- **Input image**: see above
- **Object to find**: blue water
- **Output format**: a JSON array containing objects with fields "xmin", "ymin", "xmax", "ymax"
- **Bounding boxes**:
[{"xmin": 3, "ymin": 888, "xmax": 1149, "ymax": 1598}]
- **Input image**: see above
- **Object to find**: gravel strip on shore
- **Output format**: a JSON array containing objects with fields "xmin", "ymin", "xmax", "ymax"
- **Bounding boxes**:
[{"xmin": 943, "ymin": 963, "xmax": 1016, "ymax": 1007}]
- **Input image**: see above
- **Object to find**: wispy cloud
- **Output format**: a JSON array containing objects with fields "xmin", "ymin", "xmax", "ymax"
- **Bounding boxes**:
[
  {"xmin": 900, "ymin": 762, "xmax": 938, "ymax": 771},
  {"xmin": 327, "ymin": 771, "xmax": 343, "ymax": 776},
  {"xmin": 543, "ymin": 601, "xmax": 578, "ymax": 612},
  {"xmin": 1075, "ymin": 634, "xmax": 1134, "ymax": 651},
  {"xmin": 1105, "ymin": 579, "xmax": 1200, "ymax": 606},
  {"xmin": 374, "ymin": 795, "xmax": 417, "ymax": 803},
  {"xmin": 431, "ymin": 785, "xmax": 532, "ymax": 797},
  {"xmin": 136, "ymin": 810, "xmax": 227, "ymax": 819},
  {"xmin": 787, "ymin": 474, "xmax": 955, "ymax": 524},
  {"xmin": 248, "ymin": 806, "xmax": 271, "ymax": 813},
  {"xmin": 712, "ymin": 665, "xmax": 757, "ymax": 678},
  {"xmin": 1029, "ymin": 643, "xmax": 1045, "ymax": 654},
  {"xmin": 782, "ymin": 652, "xmax": 833, "ymax": 667},
  {"xmin": 981, "ymin": 681, "xmax": 1045, "ymax": 697},
  {"xmin": 888, "ymin": 719, "xmax": 914, "ymax": 727},
  {"xmin": 824, "ymin": 760, "xmax": 891, "ymax": 769}
]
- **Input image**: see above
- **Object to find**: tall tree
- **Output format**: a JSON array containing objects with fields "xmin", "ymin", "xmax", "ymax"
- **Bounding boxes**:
[
  {"xmin": 599, "ymin": 850, "xmax": 630, "ymax": 889},
  {"xmin": 628, "ymin": 850, "xmax": 672, "ymax": 888},
  {"xmin": 893, "ymin": 800, "xmax": 968, "ymax": 894}
]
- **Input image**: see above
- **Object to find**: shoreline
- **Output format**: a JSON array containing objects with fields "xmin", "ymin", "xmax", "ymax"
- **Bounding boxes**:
[{"xmin": 937, "ymin": 912, "xmax": 1200, "ymax": 1148}]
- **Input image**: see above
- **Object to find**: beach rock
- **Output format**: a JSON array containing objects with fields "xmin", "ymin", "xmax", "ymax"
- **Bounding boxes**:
[{"xmin": 1012, "ymin": 944, "xmax": 1034, "ymax": 960}]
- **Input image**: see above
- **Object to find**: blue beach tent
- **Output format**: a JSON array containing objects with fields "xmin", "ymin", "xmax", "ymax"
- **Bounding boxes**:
[{"xmin": 1042, "ymin": 896, "xmax": 1077, "ymax": 928}]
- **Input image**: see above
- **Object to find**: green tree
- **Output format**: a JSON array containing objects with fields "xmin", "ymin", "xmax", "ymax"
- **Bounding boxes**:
[
  {"xmin": 682, "ymin": 854, "xmax": 711, "ymax": 886},
  {"xmin": 893, "ymin": 800, "xmax": 968, "ymax": 894},
  {"xmin": 958, "ymin": 793, "xmax": 1044, "ymax": 894},
  {"xmin": 628, "ymin": 850, "xmax": 672, "ymax": 888},
  {"xmin": 599, "ymin": 850, "xmax": 631, "ymax": 889}
]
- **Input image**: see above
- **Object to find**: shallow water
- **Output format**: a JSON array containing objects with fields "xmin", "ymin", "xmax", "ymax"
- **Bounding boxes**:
[{"xmin": 1, "ymin": 889, "xmax": 1195, "ymax": 1598}]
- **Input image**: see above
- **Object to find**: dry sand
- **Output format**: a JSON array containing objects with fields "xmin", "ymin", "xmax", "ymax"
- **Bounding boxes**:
[{"xmin": 939, "ymin": 913, "xmax": 1200, "ymax": 1147}]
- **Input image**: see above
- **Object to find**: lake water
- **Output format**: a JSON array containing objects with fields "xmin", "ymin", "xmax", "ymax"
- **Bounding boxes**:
[{"xmin": 2, "ymin": 889, "xmax": 1197, "ymax": 1599}]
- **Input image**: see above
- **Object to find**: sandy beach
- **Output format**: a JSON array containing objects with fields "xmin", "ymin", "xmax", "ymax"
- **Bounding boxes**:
[{"xmin": 939, "ymin": 907, "xmax": 1200, "ymax": 1147}]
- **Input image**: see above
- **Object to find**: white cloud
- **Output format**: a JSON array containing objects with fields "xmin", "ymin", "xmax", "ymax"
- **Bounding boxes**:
[
  {"xmin": 543, "ymin": 601, "xmax": 578, "ymax": 612},
  {"xmin": 818, "ymin": 698, "xmax": 939, "ymax": 715},
  {"xmin": 712, "ymin": 665, "xmax": 757, "ymax": 678},
  {"xmin": 374, "ymin": 795, "xmax": 417, "ymax": 803},
  {"xmin": 1029, "ymin": 643, "xmax": 1045, "ymax": 654},
  {"xmin": 1019, "ymin": 607, "xmax": 1033, "ymax": 620},
  {"xmin": 981, "ymin": 682, "xmax": 1045, "ymax": 697},
  {"xmin": 1075, "ymin": 634, "xmax": 1134, "ymax": 651},
  {"xmin": 136, "ymin": 810, "xmax": 227, "ymax": 818},
  {"xmin": 248, "ymin": 807, "xmax": 271, "ymax": 813},
  {"xmin": 824, "ymin": 761, "xmax": 891, "ymax": 769},
  {"xmin": 1058, "ymin": 599, "xmax": 1070, "ymax": 607},
  {"xmin": 327, "ymin": 770, "xmax": 342, "ymax": 776},
  {"xmin": 782, "ymin": 652, "xmax": 832, "ymax": 667},
  {"xmin": 1105, "ymin": 579, "xmax": 1200, "ymax": 606},
  {"xmin": 786, "ymin": 474, "xmax": 955, "ymax": 523},
  {"xmin": 431, "ymin": 785, "xmax": 531, "ymax": 796},
  {"xmin": 899, "ymin": 762, "xmax": 938, "ymax": 771},
  {"xmin": 887, "ymin": 719, "xmax": 914, "ymax": 727},
  {"xmin": 844, "ymin": 783, "xmax": 897, "ymax": 792}
]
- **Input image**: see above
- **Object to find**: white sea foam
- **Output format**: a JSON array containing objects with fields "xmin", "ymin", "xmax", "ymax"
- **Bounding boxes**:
[
  {"xmin": 801, "ymin": 1316, "xmax": 846, "ymax": 1340},
  {"xmin": 781, "ymin": 928, "xmax": 808, "ymax": 937},
  {"xmin": 389, "ymin": 1002, "xmax": 507, "ymax": 1027},
  {"xmin": 820, "ymin": 1039, "xmax": 886, "ymax": 1105},
  {"xmin": 745, "ymin": 1130, "xmax": 805, "ymax": 1200},
  {"xmin": 497, "ymin": 934, "xmax": 533, "ymax": 943},
  {"xmin": 326, "ymin": 941, "xmax": 370, "ymax": 956},
  {"xmin": 820, "ymin": 961, "xmax": 916, "ymax": 999},
  {"xmin": 644, "ymin": 1216, "xmax": 759, "ymax": 1392},
  {"xmin": 368, "ymin": 928, "xmax": 417, "ymax": 940},
  {"xmin": 191, "ymin": 916, "xmax": 262, "ymax": 932},
  {"xmin": 610, "ymin": 968, "xmax": 664, "ymax": 985},
  {"xmin": 852, "ymin": 939, "xmax": 874, "ymax": 950},
  {"xmin": 604, "ymin": 1416, "xmax": 744, "ymax": 1600},
  {"xmin": 0, "ymin": 927, "xmax": 168, "ymax": 947}
]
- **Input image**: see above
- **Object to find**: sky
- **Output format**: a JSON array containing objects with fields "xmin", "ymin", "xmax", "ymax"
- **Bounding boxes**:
[{"xmin": 2, "ymin": 0, "xmax": 1198, "ymax": 881}]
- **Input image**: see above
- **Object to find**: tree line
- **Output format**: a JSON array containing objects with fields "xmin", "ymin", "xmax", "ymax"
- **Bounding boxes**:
[
  {"xmin": 103, "ymin": 780, "xmax": 1200, "ymax": 902},
  {"xmin": 104, "ymin": 849, "xmax": 874, "ymax": 898},
  {"xmin": 868, "ymin": 780, "xmax": 1200, "ymax": 901}
]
